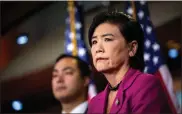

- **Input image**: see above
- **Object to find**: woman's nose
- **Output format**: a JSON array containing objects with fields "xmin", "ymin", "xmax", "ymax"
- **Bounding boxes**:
[
  {"xmin": 95, "ymin": 41, "xmax": 104, "ymax": 53},
  {"xmin": 96, "ymin": 48, "xmax": 104, "ymax": 53}
]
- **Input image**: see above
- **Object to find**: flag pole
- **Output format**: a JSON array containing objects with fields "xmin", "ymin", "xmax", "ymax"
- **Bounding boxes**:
[
  {"xmin": 68, "ymin": 0, "xmax": 77, "ymax": 56},
  {"xmin": 130, "ymin": 1, "xmax": 136, "ymax": 20}
]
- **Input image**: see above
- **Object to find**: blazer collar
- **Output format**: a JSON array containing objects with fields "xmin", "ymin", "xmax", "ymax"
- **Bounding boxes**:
[
  {"xmin": 110, "ymin": 68, "xmax": 140, "ymax": 113},
  {"xmin": 95, "ymin": 68, "xmax": 140, "ymax": 114},
  {"xmin": 122, "ymin": 67, "xmax": 139, "ymax": 91},
  {"xmin": 95, "ymin": 84, "xmax": 109, "ymax": 113}
]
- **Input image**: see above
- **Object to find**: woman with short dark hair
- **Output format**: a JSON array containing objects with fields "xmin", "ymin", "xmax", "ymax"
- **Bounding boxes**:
[{"xmin": 87, "ymin": 11, "xmax": 173, "ymax": 114}]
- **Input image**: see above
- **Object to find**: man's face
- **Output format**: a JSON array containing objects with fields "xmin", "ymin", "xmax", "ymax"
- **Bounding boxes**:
[{"xmin": 52, "ymin": 57, "xmax": 88, "ymax": 102}]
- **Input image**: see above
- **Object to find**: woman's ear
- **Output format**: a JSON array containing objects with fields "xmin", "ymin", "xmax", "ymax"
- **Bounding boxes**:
[{"xmin": 128, "ymin": 40, "xmax": 138, "ymax": 57}]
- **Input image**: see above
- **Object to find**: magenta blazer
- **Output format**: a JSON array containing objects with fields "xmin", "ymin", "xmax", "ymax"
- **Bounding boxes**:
[{"xmin": 88, "ymin": 68, "xmax": 173, "ymax": 114}]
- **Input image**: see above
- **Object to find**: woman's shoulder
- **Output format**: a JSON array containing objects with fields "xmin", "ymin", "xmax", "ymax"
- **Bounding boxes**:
[
  {"xmin": 88, "ymin": 90, "xmax": 106, "ymax": 113},
  {"xmin": 135, "ymin": 71, "xmax": 160, "ymax": 84},
  {"xmin": 123, "ymin": 70, "xmax": 164, "ymax": 101},
  {"xmin": 126, "ymin": 68, "xmax": 160, "ymax": 87},
  {"xmin": 89, "ymin": 90, "xmax": 105, "ymax": 104},
  {"xmin": 130, "ymin": 70, "xmax": 162, "ymax": 92}
]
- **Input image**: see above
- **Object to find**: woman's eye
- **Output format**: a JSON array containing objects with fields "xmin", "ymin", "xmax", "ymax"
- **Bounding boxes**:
[
  {"xmin": 92, "ymin": 40, "xmax": 97, "ymax": 45},
  {"xmin": 104, "ymin": 38, "xmax": 112, "ymax": 42}
]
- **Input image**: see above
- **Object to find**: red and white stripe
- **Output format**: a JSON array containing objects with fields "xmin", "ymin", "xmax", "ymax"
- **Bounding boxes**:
[{"xmin": 155, "ymin": 65, "xmax": 180, "ymax": 113}]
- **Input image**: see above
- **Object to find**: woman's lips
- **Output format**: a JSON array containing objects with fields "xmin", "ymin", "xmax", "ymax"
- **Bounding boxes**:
[{"xmin": 96, "ymin": 57, "xmax": 108, "ymax": 62}]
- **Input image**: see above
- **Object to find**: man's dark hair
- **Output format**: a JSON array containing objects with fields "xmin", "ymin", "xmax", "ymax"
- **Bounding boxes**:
[
  {"xmin": 88, "ymin": 11, "xmax": 145, "ymax": 71},
  {"xmin": 55, "ymin": 54, "xmax": 91, "ymax": 78}
]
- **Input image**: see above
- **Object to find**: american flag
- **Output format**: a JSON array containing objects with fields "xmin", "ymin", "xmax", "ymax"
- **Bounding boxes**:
[
  {"xmin": 125, "ymin": 1, "xmax": 179, "ymax": 113},
  {"xmin": 64, "ymin": 1, "xmax": 97, "ymax": 101}
]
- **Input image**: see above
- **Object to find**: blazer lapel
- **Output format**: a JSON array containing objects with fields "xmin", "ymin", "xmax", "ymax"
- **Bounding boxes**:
[
  {"xmin": 109, "ymin": 81, "xmax": 125, "ymax": 114},
  {"xmin": 95, "ymin": 85, "xmax": 109, "ymax": 113},
  {"xmin": 110, "ymin": 68, "xmax": 138, "ymax": 114}
]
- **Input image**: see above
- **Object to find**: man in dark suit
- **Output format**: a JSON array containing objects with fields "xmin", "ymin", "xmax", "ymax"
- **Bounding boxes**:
[{"xmin": 52, "ymin": 54, "xmax": 90, "ymax": 113}]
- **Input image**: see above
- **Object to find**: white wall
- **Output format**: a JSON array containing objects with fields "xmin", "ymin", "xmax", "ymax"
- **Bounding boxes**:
[{"xmin": 1, "ymin": 1, "xmax": 181, "ymax": 81}]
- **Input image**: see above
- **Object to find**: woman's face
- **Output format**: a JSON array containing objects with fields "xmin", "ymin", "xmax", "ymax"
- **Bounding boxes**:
[{"xmin": 91, "ymin": 23, "xmax": 130, "ymax": 73}]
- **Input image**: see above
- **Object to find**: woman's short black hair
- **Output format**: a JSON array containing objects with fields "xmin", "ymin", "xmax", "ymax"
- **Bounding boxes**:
[
  {"xmin": 55, "ymin": 54, "xmax": 91, "ymax": 78},
  {"xmin": 88, "ymin": 11, "xmax": 145, "ymax": 71}
]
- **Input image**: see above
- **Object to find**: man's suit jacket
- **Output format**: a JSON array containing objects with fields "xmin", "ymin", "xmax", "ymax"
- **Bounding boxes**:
[{"xmin": 88, "ymin": 68, "xmax": 173, "ymax": 114}]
